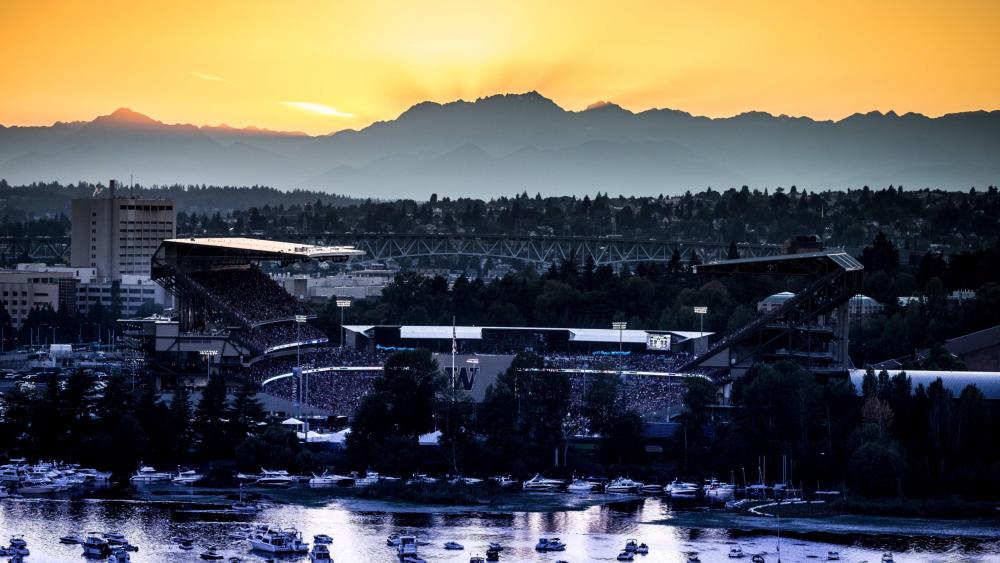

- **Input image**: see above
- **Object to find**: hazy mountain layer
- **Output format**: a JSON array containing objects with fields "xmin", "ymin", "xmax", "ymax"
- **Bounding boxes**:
[{"xmin": 1, "ymin": 93, "xmax": 997, "ymax": 198}]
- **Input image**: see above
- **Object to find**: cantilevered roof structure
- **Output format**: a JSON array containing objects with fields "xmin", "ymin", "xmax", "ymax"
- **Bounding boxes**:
[
  {"xmin": 695, "ymin": 251, "xmax": 863, "ymax": 277},
  {"xmin": 680, "ymin": 250, "xmax": 864, "ymax": 375},
  {"xmin": 151, "ymin": 237, "xmax": 364, "ymax": 332},
  {"xmin": 158, "ymin": 237, "xmax": 364, "ymax": 262}
]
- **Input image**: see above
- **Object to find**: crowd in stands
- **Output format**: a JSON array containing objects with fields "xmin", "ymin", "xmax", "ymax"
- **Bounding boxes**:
[
  {"xmin": 544, "ymin": 351, "xmax": 692, "ymax": 373},
  {"xmin": 245, "ymin": 348, "xmax": 388, "ymax": 416},
  {"xmin": 239, "ymin": 322, "xmax": 328, "ymax": 353},
  {"xmin": 190, "ymin": 266, "xmax": 307, "ymax": 325},
  {"xmin": 244, "ymin": 348, "xmax": 692, "ymax": 424}
]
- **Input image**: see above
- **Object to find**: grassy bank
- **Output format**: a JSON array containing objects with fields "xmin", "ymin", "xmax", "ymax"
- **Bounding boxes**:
[{"xmin": 748, "ymin": 497, "xmax": 998, "ymax": 519}]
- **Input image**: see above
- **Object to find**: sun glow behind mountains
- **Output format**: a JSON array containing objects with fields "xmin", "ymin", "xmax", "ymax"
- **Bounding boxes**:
[{"xmin": 1, "ymin": 0, "xmax": 998, "ymax": 134}]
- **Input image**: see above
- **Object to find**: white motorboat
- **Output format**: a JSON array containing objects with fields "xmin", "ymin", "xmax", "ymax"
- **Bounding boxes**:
[
  {"xmin": 309, "ymin": 543, "xmax": 333, "ymax": 561},
  {"xmin": 352, "ymin": 471, "xmax": 379, "ymax": 487},
  {"xmin": 82, "ymin": 534, "xmax": 111, "ymax": 558},
  {"xmin": 882, "ymin": 553, "xmax": 894, "ymax": 563},
  {"xmin": 687, "ymin": 553, "xmax": 701, "ymax": 563},
  {"xmin": 172, "ymin": 469, "xmax": 203, "ymax": 485},
  {"xmin": 313, "ymin": 534, "xmax": 333, "ymax": 544},
  {"xmin": 751, "ymin": 555, "xmax": 766, "ymax": 563},
  {"xmin": 200, "ymin": 546, "xmax": 224, "ymax": 560},
  {"xmin": 130, "ymin": 466, "xmax": 172, "ymax": 483},
  {"xmin": 6, "ymin": 537, "xmax": 28, "ymax": 556},
  {"xmin": 444, "ymin": 541, "xmax": 464, "ymax": 550},
  {"xmin": 535, "ymin": 538, "xmax": 567, "ymax": 551},
  {"xmin": 729, "ymin": 546, "xmax": 745, "ymax": 558},
  {"xmin": 490, "ymin": 475, "xmax": 518, "ymax": 488},
  {"xmin": 76, "ymin": 468, "xmax": 112, "ymax": 481},
  {"xmin": 0, "ymin": 467, "xmax": 25, "ymax": 483},
  {"xmin": 470, "ymin": 557, "xmax": 486, "ymax": 563},
  {"xmin": 636, "ymin": 542, "xmax": 649, "ymax": 554},
  {"xmin": 247, "ymin": 526, "xmax": 309, "ymax": 553},
  {"xmin": 705, "ymin": 478, "xmax": 736, "ymax": 501},
  {"xmin": 639, "ymin": 483, "xmax": 664, "ymax": 494},
  {"xmin": 396, "ymin": 535, "xmax": 419, "ymax": 558},
  {"xmin": 109, "ymin": 546, "xmax": 132, "ymax": 563},
  {"xmin": 17, "ymin": 475, "xmax": 59, "ymax": 494},
  {"xmin": 828, "ymin": 551, "xmax": 840, "ymax": 560},
  {"xmin": 309, "ymin": 472, "xmax": 352, "ymax": 487},
  {"xmin": 624, "ymin": 539, "xmax": 639, "ymax": 552},
  {"xmin": 605, "ymin": 477, "xmax": 642, "ymax": 494},
  {"xmin": 102, "ymin": 532, "xmax": 127, "ymax": 545},
  {"xmin": 567, "ymin": 479, "xmax": 600, "ymax": 493},
  {"xmin": 177, "ymin": 536, "xmax": 195, "ymax": 551},
  {"xmin": 617, "ymin": 551, "xmax": 635, "ymax": 561},
  {"xmin": 522, "ymin": 474, "xmax": 564, "ymax": 491},
  {"xmin": 59, "ymin": 533, "xmax": 84, "ymax": 544},
  {"xmin": 487, "ymin": 541, "xmax": 503, "ymax": 551},
  {"xmin": 255, "ymin": 469, "xmax": 295, "ymax": 488},
  {"xmin": 667, "ymin": 478, "xmax": 701, "ymax": 498},
  {"xmin": 405, "ymin": 474, "xmax": 438, "ymax": 485}
]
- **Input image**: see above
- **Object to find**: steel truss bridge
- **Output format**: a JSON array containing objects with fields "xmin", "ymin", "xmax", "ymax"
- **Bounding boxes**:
[
  {"xmin": 281, "ymin": 233, "xmax": 783, "ymax": 266},
  {"xmin": 1, "ymin": 234, "xmax": 782, "ymax": 267},
  {"xmin": 0, "ymin": 237, "xmax": 71, "ymax": 264}
]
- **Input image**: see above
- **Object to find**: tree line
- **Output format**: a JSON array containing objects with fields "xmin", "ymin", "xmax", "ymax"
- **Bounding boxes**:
[
  {"xmin": 0, "ymin": 372, "xmax": 316, "ymax": 478},
  {"xmin": 4, "ymin": 182, "xmax": 1000, "ymax": 257}
]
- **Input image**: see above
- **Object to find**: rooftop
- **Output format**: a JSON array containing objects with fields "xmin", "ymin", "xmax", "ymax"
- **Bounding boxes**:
[
  {"xmin": 344, "ymin": 324, "xmax": 712, "ymax": 344},
  {"xmin": 163, "ymin": 237, "xmax": 364, "ymax": 259},
  {"xmin": 944, "ymin": 324, "xmax": 1000, "ymax": 356},
  {"xmin": 697, "ymin": 251, "xmax": 864, "ymax": 276}
]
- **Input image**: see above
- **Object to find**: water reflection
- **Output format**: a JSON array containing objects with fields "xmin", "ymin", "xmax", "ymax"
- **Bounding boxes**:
[{"xmin": 0, "ymin": 494, "xmax": 995, "ymax": 563}]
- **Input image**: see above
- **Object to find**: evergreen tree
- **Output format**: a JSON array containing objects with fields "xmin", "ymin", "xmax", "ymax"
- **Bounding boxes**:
[{"xmin": 194, "ymin": 375, "xmax": 230, "ymax": 460}]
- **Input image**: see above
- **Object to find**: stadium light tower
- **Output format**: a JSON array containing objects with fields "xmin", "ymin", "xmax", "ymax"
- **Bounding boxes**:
[
  {"xmin": 612, "ymin": 321, "xmax": 628, "ymax": 353},
  {"xmin": 612, "ymin": 321, "xmax": 627, "ymax": 385},
  {"xmin": 294, "ymin": 314, "xmax": 308, "ymax": 409},
  {"xmin": 693, "ymin": 306, "xmax": 708, "ymax": 338},
  {"xmin": 199, "ymin": 349, "xmax": 217, "ymax": 380},
  {"xmin": 336, "ymin": 299, "xmax": 351, "ymax": 349}
]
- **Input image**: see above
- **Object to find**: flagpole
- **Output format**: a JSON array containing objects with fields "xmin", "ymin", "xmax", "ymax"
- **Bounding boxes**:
[
  {"xmin": 451, "ymin": 316, "xmax": 457, "ymax": 393},
  {"xmin": 450, "ymin": 316, "xmax": 458, "ymax": 475}
]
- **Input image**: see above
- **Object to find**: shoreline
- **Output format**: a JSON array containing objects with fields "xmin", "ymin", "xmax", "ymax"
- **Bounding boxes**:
[{"xmin": 655, "ymin": 508, "xmax": 1000, "ymax": 540}]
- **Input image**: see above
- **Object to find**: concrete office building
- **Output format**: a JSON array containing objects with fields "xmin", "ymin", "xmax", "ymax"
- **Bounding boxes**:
[
  {"xmin": 0, "ymin": 270, "xmax": 78, "ymax": 329},
  {"xmin": 70, "ymin": 180, "xmax": 176, "ymax": 280},
  {"xmin": 15, "ymin": 264, "xmax": 170, "ymax": 318}
]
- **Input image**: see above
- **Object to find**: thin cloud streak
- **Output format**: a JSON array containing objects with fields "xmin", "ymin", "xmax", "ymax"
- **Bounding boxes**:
[
  {"xmin": 278, "ymin": 101, "xmax": 355, "ymax": 118},
  {"xmin": 189, "ymin": 71, "xmax": 228, "ymax": 82}
]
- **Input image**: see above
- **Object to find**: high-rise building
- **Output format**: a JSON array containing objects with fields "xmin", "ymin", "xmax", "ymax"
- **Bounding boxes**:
[{"xmin": 70, "ymin": 180, "xmax": 176, "ymax": 280}]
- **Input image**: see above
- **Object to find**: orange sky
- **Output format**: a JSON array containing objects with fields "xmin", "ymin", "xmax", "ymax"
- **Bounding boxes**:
[{"xmin": 1, "ymin": 0, "xmax": 998, "ymax": 135}]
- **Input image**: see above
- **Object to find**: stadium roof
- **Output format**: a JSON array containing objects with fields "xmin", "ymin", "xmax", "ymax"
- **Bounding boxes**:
[
  {"xmin": 848, "ymin": 369, "xmax": 1000, "ymax": 400},
  {"xmin": 162, "ymin": 237, "xmax": 364, "ymax": 259},
  {"xmin": 696, "ymin": 251, "xmax": 863, "ymax": 277},
  {"xmin": 344, "ymin": 325, "xmax": 712, "ymax": 344},
  {"xmin": 943, "ymin": 324, "xmax": 1000, "ymax": 356}
]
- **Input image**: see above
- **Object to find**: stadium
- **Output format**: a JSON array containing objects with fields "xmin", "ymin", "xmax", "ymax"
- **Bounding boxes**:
[{"xmin": 121, "ymin": 236, "xmax": 882, "ymax": 423}]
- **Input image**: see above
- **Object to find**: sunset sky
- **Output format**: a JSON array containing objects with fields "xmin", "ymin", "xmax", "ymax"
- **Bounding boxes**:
[{"xmin": 1, "ymin": 0, "xmax": 997, "ymax": 135}]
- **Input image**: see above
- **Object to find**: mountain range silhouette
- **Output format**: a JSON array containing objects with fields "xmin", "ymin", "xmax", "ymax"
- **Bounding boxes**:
[{"xmin": 1, "ymin": 92, "xmax": 997, "ymax": 197}]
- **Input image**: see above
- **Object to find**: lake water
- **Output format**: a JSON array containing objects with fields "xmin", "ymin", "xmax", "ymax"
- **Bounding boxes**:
[{"xmin": 0, "ymin": 486, "xmax": 997, "ymax": 563}]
